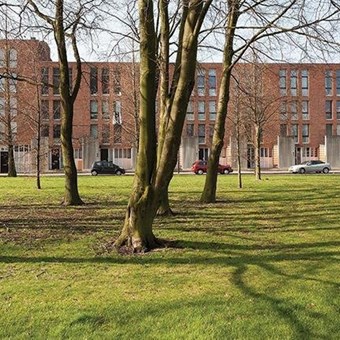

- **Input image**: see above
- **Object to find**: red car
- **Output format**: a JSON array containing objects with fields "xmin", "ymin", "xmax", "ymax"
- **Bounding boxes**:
[{"xmin": 192, "ymin": 160, "xmax": 233, "ymax": 175}]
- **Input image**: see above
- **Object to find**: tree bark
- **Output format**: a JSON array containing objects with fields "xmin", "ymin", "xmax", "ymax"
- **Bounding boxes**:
[
  {"xmin": 116, "ymin": 0, "xmax": 212, "ymax": 252},
  {"xmin": 201, "ymin": 1, "xmax": 239, "ymax": 203},
  {"xmin": 254, "ymin": 124, "xmax": 261, "ymax": 180},
  {"xmin": 54, "ymin": 0, "xmax": 83, "ymax": 205}
]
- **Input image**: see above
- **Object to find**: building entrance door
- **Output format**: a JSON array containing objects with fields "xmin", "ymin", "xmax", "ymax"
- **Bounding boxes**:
[
  {"xmin": 199, "ymin": 148, "xmax": 209, "ymax": 161},
  {"xmin": 51, "ymin": 148, "xmax": 60, "ymax": 170},
  {"xmin": 0, "ymin": 152, "xmax": 8, "ymax": 173},
  {"xmin": 101, "ymin": 148, "xmax": 109, "ymax": 161},
  {"xmin": 247, "ymin": 146, "xmax": 255, "ymax": 168}
]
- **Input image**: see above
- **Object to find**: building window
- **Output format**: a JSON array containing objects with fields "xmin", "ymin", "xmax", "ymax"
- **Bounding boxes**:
[
  {"xmin": 102, "ymin": 124, "xmax": 110, "ymax": 143},
  {"xmin": 186, "ymin": 101, "xmax": 194, "ymax": 120},
  {"xmin": 113, "ymin": 101, "xmax": 122, "ymax": 124},
  {"xmin": 291, "ymin": 101, "xmax": 297, "ymax": 120},
  {"xmin": 90, "ymin": 67, "xmax": 98, "ymax": 95},
  {"xmin": 9, "ymin": 49, "xmax": 17, "ymax": 68},
  {"xmin": 53, "ymin": 67, "xmax": 60, "ymax": 95},
  {"xmin": 208, "ymin": 69, "xmax": 216, "ymax": 96},
  {"xmin": 302, "ymin": 100, "xmax": 309, "ymax": 120},
  {"xmin": 325, "ymin": 71, "xmax": 332, "ymax": 96},
  {"xmin": 197, "ymin": 70, "xmax": 205, "ymax": 96},
  {"xmin": 0, "ymin": 48, "xmax": 4, "ymax": 67},
  {"xmin": 198, "ymin": 101, "xmax": 205, "ymax": 120},
  {"xmin": 115, "ymin": 148, "xmax": 132, "ymax": 159},
  {"xmin": 113, "ymin": 69, "xmax": 121, "ymax": 95},
  {"xmin": 279, "ymin": 70, "xmax": 287, "ymax": 96},
  {"xmin": 198, "ymin": 124, "xmax": 205, "ymax": 144},
  {"xmin": 337, "ymin": 70, "xmax": 340, "ymax": 96},
  {"xmin": 114, "ymin": 124, "xmax": 122, "ymax": 143},
  {"xmin": 337, "ymin": 101, "xmax": 340, "ymax": 120},
  {"xmin": 53, "ymin": 124, "xmax": 61, "ymax": 138},
  {"xmin": 41, "ymin": 125, "xmax": 49, "ymax": 137},
  {"xmin": 280, "ymin": 101, "xmax": 287, "ymax": 120},
  {"xmin": 280, "ymin": 124, "xmax": 287, "ymax": 137},
  {"xmin": 102, "ymin": 68, "xmax": 110, "ymax": 94},
  {"xmin": 290, "ymin": 70, "xmax": 297, "ymax": 96},
  {"xmin": 186, "ymin": 124, "xmax": 194, "ymax": 137},
  {"xmin": 292, "ymin": 124, "xmax": 298, "ymax": 143},
  {"xmin": 301, "ymin": 70, "xmax": 308, "ymax": 96},
  {"xmin": 326, "ymin": 124, "xmax": 333, "ymax": 137},
  {"xmin": 326, "ymin": 100, "xmax": 332, "ymax": 120},
  {"xmin": 41, "ymin": 100, "xmax": 49, "ymax": 120},
  {"xmin": 10, "ymin": 97, "xmax": 17, "ymax": 117},
  {"xmin": 302, "ymin": 124, "xmax": 309, "ymax": 143},
  {"xmin": 209, "ymin": 100, "xmax": 216, "ymax": 120},
  {"xmin": 90, "ymin": 124, "xmax": 98, "ymax": 138},
  {"xmin": 8, "ymin": 75, "xmax": 17, "ymax": 93},
  {"xmin": 74, "ymin": 148, "xmax": 83, "ymax": 159},
  {"xmin": 102, "ymin": 100, "xmax": 109, "ymax": 119},
  {"xmin": 336, "ymin": 124, "xmax": 340, "ymax": 136},
  {"xmin": 90, "ymin": 100, "xmax": 98, "ymax": 119},
  {"xmin": 41, "ymin": 67, "xmax": 49, "ymax": 95},
  {"xmin": 53, "ymin": 100, "xmax": 61, "ymax": 120},
  {"xmin": 260, "ymin": 147, "xmax": 269, "ymax": 158},
  {"xmin": 302, "ymin": 147, "xmax": 310, "ymax": 158}
]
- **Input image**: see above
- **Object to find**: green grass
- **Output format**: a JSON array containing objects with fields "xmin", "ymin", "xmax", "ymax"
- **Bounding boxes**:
[{"xmin": 0, "ymin": 174, "xmax": 339, "ymax": 339}]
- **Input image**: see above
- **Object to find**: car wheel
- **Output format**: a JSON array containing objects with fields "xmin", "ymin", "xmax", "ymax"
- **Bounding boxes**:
[
  {"xmin": 91, "ymin": 170, "xmax": 98, "ymax": 176},
  {"xmin": 115, "ymin": 170, "xmax": 122, "ymax": 175},
  {"xmin": 223, "ymin": 169, "xmax": 230, "ymax": 174},
  {"xmin": 299, "ymin": 168, "xmax": 306, "ymax": 174},
  {"xmin": 323, "ymin": 167, "xmax": 330, "ymax": 174},
  {"xmin": 197, "ymin": 169, "xmax": 204, "ymax": 175}
]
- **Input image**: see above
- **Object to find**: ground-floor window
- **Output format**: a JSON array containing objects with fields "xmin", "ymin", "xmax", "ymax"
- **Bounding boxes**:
[{"xmin": 114, "ymin": 148, "xmax": 131, "ymax": 159}]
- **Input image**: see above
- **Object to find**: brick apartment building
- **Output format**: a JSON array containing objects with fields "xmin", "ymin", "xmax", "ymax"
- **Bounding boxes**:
[{"xmin": 1, "ymin": 38, "xmax": 340, "ymax": 173}]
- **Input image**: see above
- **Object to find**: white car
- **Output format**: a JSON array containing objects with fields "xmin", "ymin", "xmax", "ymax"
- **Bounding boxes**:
[{"xmin": 288, "ymin": 160, "xmax": 331, "ymax": 174}]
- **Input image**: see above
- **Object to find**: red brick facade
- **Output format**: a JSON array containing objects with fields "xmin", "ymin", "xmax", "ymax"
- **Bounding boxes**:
[{"xmin": 1, "ymin": 38, "xmax": 339, "ymax": 172}]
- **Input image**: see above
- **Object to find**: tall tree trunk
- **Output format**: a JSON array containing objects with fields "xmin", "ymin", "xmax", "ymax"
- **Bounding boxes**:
[
  {"xmin": 255, "ymin": 124, "xmax": 261, "ymax": 180},
  {"xmin": 5, "ymin": 59, "xmax": 17, "ymax": 177},
  {"xmin": 236, "ymin": 127, "xmax": 242, "ymax": 189},
  {"xmin": 54, "ymin": 0, "xmax": 83, "ymax": 205},
  {"xmin": 7, "ymin": 145, "xmax": 17, "ymax": 177},
  {"xmin": 115, "ymin": 0, "xmax": 158, "ymax": 251},
  {"xmin": 116, "ymin": 0, "xmax": 212, "ymax": 252},
  {"xmin": 201, "ymin": 2, "xmax": 239, "ymax": 203}
]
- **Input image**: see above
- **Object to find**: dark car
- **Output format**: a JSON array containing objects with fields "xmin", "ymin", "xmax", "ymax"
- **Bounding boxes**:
[
  {"xmin": 192, "ymin": 160, "xmax": 233, "ymax": 175},
  {"xmin": 91, "ymin": 161, "xmax": 125, "ymax": 176}
]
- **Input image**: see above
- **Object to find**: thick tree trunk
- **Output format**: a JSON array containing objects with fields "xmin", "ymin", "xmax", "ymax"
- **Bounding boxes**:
[
  {"xmin": 54, "ymin": 0, "xmax": 83, "ymax": 205},
  {"xmin": 157, "ymin": 185, "xmax": 174, "ymax": 216},
  {"xmin": 201, "ymin": 2, "xmax": 239, "ymax": 203},
  {"xmin": 115, "ymin": 0, "xmax": 211, "ymax": 252},
  {"xmin": 115, "ymin": 186, "xmax": 161, "ymax": 252},
  {"xmin": 115, "ymin": 0, "xmax": 158, "ymax": 251}
]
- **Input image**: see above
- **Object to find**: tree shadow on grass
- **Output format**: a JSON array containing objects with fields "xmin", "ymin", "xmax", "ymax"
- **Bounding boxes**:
[{"xmin": 2, "ymin": 244, "xmax": 338, "ymax": 339}]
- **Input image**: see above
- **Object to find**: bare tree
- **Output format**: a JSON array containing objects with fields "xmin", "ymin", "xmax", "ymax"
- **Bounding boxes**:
[
  {"xmin": 201, "ymin": 0, "xmax": 340, "ymax": 203},
  {"xmin": 23, "ymin": 0, "xmax": 102, "ymax": 205},
  {"xmin": 0, "ymin": 11, "xmax": 18, "ymax": 177},
  {"xmin": 115, "ymin": 0, "xmax": 212, "ymax": 252}
]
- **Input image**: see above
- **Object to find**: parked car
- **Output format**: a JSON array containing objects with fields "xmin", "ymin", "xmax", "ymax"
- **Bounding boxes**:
[
  {"xmin": 91, "ymin": 161, "xmax": 125, "ymax": 176},
  {"xmin": 192, "ymin": 160, "xmax": 233, "ymax": 175},
  {"xmin": 288, "ymin": 160, "xmax": 331, "ymax": 174}
]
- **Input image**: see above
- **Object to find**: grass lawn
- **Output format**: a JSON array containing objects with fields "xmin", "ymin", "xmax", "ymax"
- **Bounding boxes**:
[{"xmin": 0, "ymin": 174, "xmax": 339, "ymax": 339}]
